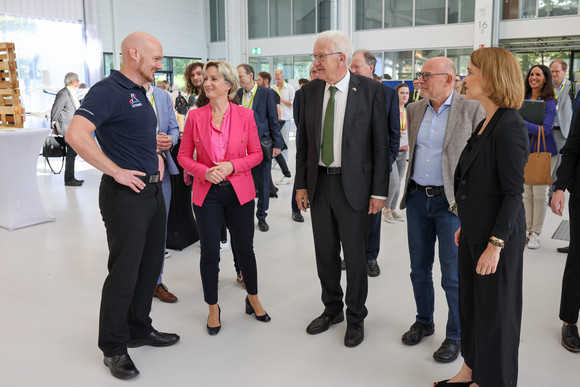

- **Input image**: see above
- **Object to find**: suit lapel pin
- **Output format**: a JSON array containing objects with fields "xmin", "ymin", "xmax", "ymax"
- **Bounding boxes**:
[{"xmin": 352, "ymin": 87, "xmax": 357, "ymax": 92}]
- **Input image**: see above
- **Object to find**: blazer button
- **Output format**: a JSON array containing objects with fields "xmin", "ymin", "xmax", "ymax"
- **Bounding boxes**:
[
  {"xmin": 460, "ymin": 194, "xmax": 466, "ymax": 200},
  {"xmin": 199, "ymin": 152, "xmax": 203, "ymax": 156},
  {"xmin": 242, "ymin": 139, "xmax": 246, "ymax": 143},
  {"xmin": 461, "ymin": 180, "xmax": 466, "ymax": 185},
  {"xmin": 195, "ymin": 139, "xmax": 200, "ymax": 143}
]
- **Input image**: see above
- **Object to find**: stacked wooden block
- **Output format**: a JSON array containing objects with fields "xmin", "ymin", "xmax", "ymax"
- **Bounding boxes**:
[{"xmin": 0, "ymin": 43, "xmax": 24, "ymax": 128}]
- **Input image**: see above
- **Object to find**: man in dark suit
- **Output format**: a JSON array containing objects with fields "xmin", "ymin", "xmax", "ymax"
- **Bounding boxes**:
[
  {"xmin": 350, "ymin": 49, "xmax": 400, "ymax": 277},
  {"xmin": 50, "ymin": 72, "xmax": 84, "ymax": 186},
  {"xmin": 295, "ymin": 30, "xmax": 389, "ymax": 348},
  {"xmin": 236, "ymin": 64, "xmax": 282, "ymax": 232}
]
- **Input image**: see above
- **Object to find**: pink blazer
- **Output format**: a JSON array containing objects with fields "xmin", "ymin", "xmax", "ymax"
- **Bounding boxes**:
[{"xmin": 177, "ymin": 103, "xmax": 263, "ymax": 206}]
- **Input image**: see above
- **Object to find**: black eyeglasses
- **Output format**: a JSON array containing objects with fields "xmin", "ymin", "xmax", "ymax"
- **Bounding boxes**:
[
  {"xmin": 311, "ymin": 52, "xmax": 341, "ymax": 62},
  {"xmin": 416, "ymin": 72, "xmax": 450, "ymax": 81}
]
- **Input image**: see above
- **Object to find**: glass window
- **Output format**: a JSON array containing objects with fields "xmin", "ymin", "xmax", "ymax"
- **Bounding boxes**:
[
  {"xmin": 248, "ymin": 0, "xmax": 268, "ymax": 38},
  {"xmin": 103, "ymin": 53, "xmax": 114, "ymax": 76},
  {"xmin": 356, "ymin": 0, "xmax": 383, "ymax": 30},
  {"xmin": 294, "ymin": 0, "xmax": 316, "ymax": 35},
  {"xmin": 502, "ymin": 0, "xmax": 537, "ymax": 19},
  {"xmin": 447, "ymin": 48, "xmax": 473, "ymax": 77},
  {"xmin": 539, "ymin": 0, "xmax": 579, "ymax": 17},
  {"xmin": 384, "ymin": 50, "xmax": 413, "ymax": 80},
  {"xmin": 273, "ymin": 56, "xmax": 293, "ymax": 79},
  {"xmin": 270, "ymin": 0, "xmax": 292, "ymax": 37},
  {"xmin": 317, "ymin": 0, "xmax": 332, "ymax": 32},
  {"xmin": 415, "ymin": 0, "xmax": 446, "ymax": 26},
  {"xmin": 249, "ymin": 57, "xmax": 271, "ymax": 76},
  {"xmin": 210, "ymin": 0, "xmax": 225, "ymax": 42},
  {"xmin": 384, "ymin": 0, "xmax": 413, "ymax": 28},
  {"xmin": 448, "ymin": 0, "xmax": 475, "ymax": 23},
  {"xmin": 293, "ymin": 55, "xmax": 313, "ymax": 79},
  {"xmin": 414, "ymin": 49, "xmax": 446, "ymax": 73},
  {"xmin": 172, "ymin": 58, "xmax": 201, "ymax": 90}
]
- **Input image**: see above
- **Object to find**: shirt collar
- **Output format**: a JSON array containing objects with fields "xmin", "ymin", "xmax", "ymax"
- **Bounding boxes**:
[
  {"xmin": 326, "ymin": 70, "xmax": 350, "ymax": 94},
  {"xmin": 244, "ymin": 82, "xmax": 257, "ymax": 95},
  {"xmin": 110, "ymin": 70, "xmax": 144, "ymax": 91},
  {"xmin": 428, "ymin": 90, "xmax": 454, "ymax": 112}
]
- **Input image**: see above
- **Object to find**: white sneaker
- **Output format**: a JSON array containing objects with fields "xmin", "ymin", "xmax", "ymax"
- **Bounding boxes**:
[
  {"xmin": 164, "ymin": 250, "xmax": 171, "ymax": 259},
  {"xmin": 279, "ymin": 176, "xmax": 292, "ymax": 185},
  {"xmin": 382, "ymin": 209, "xmax": 395, "ymax": 223},
  {"xmin": 527, "ymin": 233, "xmax": 541, "ymax": 249},
  {"xmin": 220, "ymin": 240, "xmax": 230, "ymax": 251},
  {"xmin": 391, "ymin": 210, "xmax": 405, "ymax": 222}
]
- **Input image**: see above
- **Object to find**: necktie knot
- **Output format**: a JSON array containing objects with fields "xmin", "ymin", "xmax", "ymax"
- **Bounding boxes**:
[{"xmin": 329, "ymin": 86, "xmax": 337, "ymax": 97}]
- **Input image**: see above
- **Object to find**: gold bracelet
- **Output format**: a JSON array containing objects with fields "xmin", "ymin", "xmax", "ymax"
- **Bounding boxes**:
[{"xmin": 489, "ymin": 236, "xmax": 505, "ymax": 249}]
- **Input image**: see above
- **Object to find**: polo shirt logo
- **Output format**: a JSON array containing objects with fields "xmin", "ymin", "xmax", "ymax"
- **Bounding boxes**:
[{"xmin": 129, "ymin": 93, "xmax": 142, "ymax": 108}]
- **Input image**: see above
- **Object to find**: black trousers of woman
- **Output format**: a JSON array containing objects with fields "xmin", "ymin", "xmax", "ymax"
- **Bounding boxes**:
[
  {"xmin": 193, "ymin": 183, "xmax": 258, "ymax": 305},
  {"xmin": 560, "ymin": 193, "xmax": 580, "ymax": 324},
  {"xmin": 458, "ymin": 223, "xmax": 525, "ymax": 387}
]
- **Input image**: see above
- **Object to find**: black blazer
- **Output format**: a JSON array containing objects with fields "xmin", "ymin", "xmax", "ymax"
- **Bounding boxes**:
[
  {"xmin": 295, "ymin": 72, "xmax": 389, "ymax": 211},
  {"xmin": 382, "ymin": 84, "xmax": 401, "ymax": 167},
  {"xmin": 454, "ymin": 108, "xmax": 528, "ymax": 244},
  {"xmin": 236, "ymin": 85, "xmax": 282, "ymax": 148},
  {"xmin": 555, "ymin": 104, "xmax": 580, "ymax": 199}
]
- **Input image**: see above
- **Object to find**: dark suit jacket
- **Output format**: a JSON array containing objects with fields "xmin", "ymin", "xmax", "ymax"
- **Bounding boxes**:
[
  {"xmin": 51, "ymin": 87, "xmax": 78, "ymax": 135},
  {"xmin": 454, "ymin": 108, "xmax": 528, "ymax": 244},
  {"xmin": 236, "ymin": 85, "xmax": 282, "ymax": 149},
  {"xmin": 295, "ymin": 72, "xmax": 389, "ymax": 211},
  {"xmin": 555, "ymin": 103, "xmax": 580, "ymax": 199},
  {"xmin": 382, "ymin": 84, "xmax": 400, "ymax": 167}
]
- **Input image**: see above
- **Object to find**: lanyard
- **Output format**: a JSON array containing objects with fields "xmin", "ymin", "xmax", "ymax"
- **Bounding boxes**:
[
  {"xmin": 274, "ymin": 82, "xmax": 283, "ymax": 96},
  {"xmin": 400, "ymin": 107, "xmax": 407, "ymax": 131},
  {"xmin": 243, "ymin": 83, "xmax": 257, "ymax": 109},
  {"xmin": 554, "ymin": 79, "xmax": 567, "ymax": 100}
]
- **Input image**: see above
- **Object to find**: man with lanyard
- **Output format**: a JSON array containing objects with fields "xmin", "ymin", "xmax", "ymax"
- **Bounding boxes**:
[
  {"xmin": 236, "ymin": 64, "xmax": 282, "ymax": 232},
  {"xmin": 66, "ymin": 31, "xmax": 180, "ymax": 380},
  {"xmin": 550, "ymin": 59, "xmax": 575, "ymax": 203},
  {"xmin": 272, "ymin": 68, "xmax": 295, "ymax": 161}
]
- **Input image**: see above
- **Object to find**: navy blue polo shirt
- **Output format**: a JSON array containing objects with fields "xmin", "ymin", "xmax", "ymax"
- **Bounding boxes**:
[{"xmin": 75, "ymin": 70, "xmax": 158, "ymax": 175}]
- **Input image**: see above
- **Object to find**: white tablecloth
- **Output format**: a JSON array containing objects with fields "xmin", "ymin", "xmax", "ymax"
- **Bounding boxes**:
[{"xmin": 0, "ymin": 128, "xmax": 56, "ymax": 230}]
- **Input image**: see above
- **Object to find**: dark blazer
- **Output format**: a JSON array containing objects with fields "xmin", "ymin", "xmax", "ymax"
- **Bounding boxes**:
[
  {"xmin": 51, "ymin": 87, "xmax": 78, "ymax": 135},
  {"xmin": 555, "ymin": 103, "xmax": 580, "ymax": 199},
  {"xmin": 382, "ymin": 84, "xmax": 401, "ymax": 167},
  {"xmin": 454, "ymin": 108, "xmax": 529, "ymax": 244},
  {"xmin": 295, "ymin": 72, "xmax": 389, "ymax": 211},
  {"xmin": 236, "ymin": 85, "xmax": 282, "ymax": 149}
]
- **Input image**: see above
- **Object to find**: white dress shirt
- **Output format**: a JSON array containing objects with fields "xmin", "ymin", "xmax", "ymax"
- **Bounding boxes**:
[{"xmin": 319, "ymin": 71, "xmax": 350, "ymax": 168}]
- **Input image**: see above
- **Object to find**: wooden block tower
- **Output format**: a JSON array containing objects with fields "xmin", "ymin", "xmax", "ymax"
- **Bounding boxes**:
[{"xmin": 0, "ymin": 43, "xmax": 24, "ymax": 128}]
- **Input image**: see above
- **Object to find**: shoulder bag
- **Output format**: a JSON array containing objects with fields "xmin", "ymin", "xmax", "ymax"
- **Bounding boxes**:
[{"xmin": 524, "ymin": 125, "xmax": 552, "ymax": 185}]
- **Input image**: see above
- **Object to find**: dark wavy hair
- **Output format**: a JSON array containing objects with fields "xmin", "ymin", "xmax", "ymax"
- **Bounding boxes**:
[
  {"xmin": 184, "ymin": 62, "xmax": 204, "ymax": 95},
  {"xmin": 524, "ymin": 64, "xmax": 555, "ymax": 101}
]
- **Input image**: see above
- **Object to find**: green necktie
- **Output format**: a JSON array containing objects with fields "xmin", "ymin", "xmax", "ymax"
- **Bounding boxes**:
[{"xmin": 322, "ymin": 86, "xmax": 337, "ymax": 167}]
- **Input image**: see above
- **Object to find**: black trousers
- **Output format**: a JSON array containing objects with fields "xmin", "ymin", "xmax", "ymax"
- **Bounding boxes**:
[
  {"xmin": 64, "ymin": 140, "xmax": 77, "ymax": 182},
  {"xmin": 310, "ymin": 171, "xmax": 369, "ymax": 323},
  {"xmin": 193, "ymin": 184, "xmax": 258, "ymax": 305},
  {"xmin": 366, "ymin": 212, "xmax": 381, "ymax": 261},
  {"xmin": 458, "ymin": 222, "xmax": 525, "ymax": 387},
  {"xmin": 560, "ymin": 193, "xmax": 580, "ymax": 324},
  {"xmin": 97, "ymin": 175, "xmax": 166, "ymax": 357},
  {"xmin": 252, "ymin": 158, "xmax": 271, "ymax": 221}
]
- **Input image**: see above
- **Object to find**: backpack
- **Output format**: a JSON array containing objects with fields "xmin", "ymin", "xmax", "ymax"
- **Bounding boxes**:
[{"xmin": 175, "ymin": 91, "xmax": 189, "ymax": 115}]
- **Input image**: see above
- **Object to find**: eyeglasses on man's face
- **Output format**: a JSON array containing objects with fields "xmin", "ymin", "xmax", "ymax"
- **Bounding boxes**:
[
  {"xmin": 311, "ymin": 52, "xmax": 341, "ymax": 62},
  {"xmin": 416, "ymin": 72, "xmax": 449, "ymax": 82}
]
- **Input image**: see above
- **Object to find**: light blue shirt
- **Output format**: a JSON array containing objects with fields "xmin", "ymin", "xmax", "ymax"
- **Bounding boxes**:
[{"xmin": 411, "ymin": 91, "xmax": 454, "ymax": 187}]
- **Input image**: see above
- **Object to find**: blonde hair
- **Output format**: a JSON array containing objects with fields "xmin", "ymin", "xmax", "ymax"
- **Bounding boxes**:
[
  {"xmin": 470, "ymin": 47, "xmax": 524, "ymax": 109},
  {"xmin": 204, "ymin": 60, "xmax": 240, "ymax": 100},
  {"xmin": 273, "ymin": 68, "xmax": 284, "ymax": 76}
]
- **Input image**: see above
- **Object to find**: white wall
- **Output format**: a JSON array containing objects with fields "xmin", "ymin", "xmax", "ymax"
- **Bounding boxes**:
[{"xmin": 1, "ymin": 0, "xmax": 84, "ymax": 22}]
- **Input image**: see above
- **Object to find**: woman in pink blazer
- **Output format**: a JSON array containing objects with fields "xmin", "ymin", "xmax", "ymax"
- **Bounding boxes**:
[{"xmin": 177, "ymin": 60, "xmax": 269, "ymax": 335}]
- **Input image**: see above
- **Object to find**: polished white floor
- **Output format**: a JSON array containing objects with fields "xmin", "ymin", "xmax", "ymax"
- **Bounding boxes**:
[{"xmin": 1, "ymin": 153, "xmax": 577, "ymax": 387}]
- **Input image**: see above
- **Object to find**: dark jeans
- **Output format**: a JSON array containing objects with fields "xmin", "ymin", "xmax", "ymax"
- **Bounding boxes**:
[
  {"xmin": 64, "ymin": 140, "xmax": 77, "ymax": 182},
  {"xmin": 97, "ymin": 175, "xmax": 166, "ymax": 357},
  {"xmin": 560, "ymin": 193, "xmax": 580, "ymax": 324},
  {"xmin": 193, "ymin": 184, "xmax": 258, "ymax": 305},
  {"xmin": 405, "ymin": 184, "xmax": 461, "ymax": 340}
]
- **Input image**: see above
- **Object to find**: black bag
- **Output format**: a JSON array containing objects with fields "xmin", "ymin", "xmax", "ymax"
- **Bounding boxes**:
[
  {"xmin": 260, "ymin": 135, "xmax": 273, "ymax": 161},
  {"xmin": 175, "ymin": 91, "xmax": 189, "ymax": 115},
  {"xmin": 42, "ymin": 134, "xmax": 66, "ymax": 174}
]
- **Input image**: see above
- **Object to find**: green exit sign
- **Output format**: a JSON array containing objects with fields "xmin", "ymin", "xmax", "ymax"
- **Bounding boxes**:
[{"xmin": 251, "ymin": 47, "xmax": 261, "ymax": 55}]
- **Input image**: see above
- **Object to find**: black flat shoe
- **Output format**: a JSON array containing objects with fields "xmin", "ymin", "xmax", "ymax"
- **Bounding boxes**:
[
  {"xmin": 245, "ymin": 296, "xmax": 271, "ymax": 322},
  {"xmin": 433, "ymin": 380, "xmax": 473, "ymax": 386},
  {"xmin": 207, "ymin": 306, "xmax": 221, "ymax": 335},
  {"xmin": 127, "ymin": 329, "xmax": 180, "ymax": 347},
  {"xmin": 103, "ymin": 353, "xmax": 139, "ymax": 380},
  {"xmin": 306, "ymin": 311, "xmax": 344, "ymax": 334}
]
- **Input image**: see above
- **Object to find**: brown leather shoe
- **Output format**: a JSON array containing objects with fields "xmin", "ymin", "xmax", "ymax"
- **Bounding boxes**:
[{"xmin": 153, "ymin": 284, "xmax": 178, "ymax": 303}]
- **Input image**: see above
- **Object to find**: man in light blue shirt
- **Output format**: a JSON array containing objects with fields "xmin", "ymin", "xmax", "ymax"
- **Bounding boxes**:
[{"xmin": 398, "ymin": 57, "xmax": 485, "ymax": 364}]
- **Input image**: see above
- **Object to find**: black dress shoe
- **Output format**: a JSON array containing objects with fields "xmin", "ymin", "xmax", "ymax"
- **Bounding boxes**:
[
  {"xmin": 258, "ymin": 219, "xmax": 269, "ymax": 232},
  {"xmin": 557, "ymin": 245, "xmax": 570, "ymax": 254},
  {"xmin": 292, "ymin": 212, "xmax": 304, "ymax": 222},
  {"xmin": 367, "ymin": 259, "xmax": 381, "ymax": 277},
  {"xmin": 433, "ymin": 338, "xmax": 461, "ymax": 363},
  {"xmin": 127, "ymin": 329, "xmax": 180, "ymax": 348},
  {"xmin": 306, "ymin": 312, "xmax": 344, "ymax": 334},
  {"xmin": 344, "ymin": 321, "xmax": 364, "ymax": 347},
  {"xmin": 401, "ymin": 321, "xmax": 435, "ymax": 345},
  {"xmin": 103, "ymin": 353, "xmax": 139, "ymax": 380},
  {"xmin": 64, "ymin": 179, "xmax": 83, "ymax": 186},
  {"xmin": 245, "ymin": 296, "xmax": 271, "ymax": 322},
  {"xmin": 562, "ymin": 323, "xmax": 580, "ymax": 352},
  {"xmin": 433, "ymin": 380, "xmax": 473, "ymax": 386},
  {"xmin": 207, "ymin": 305, "xmax": 221, "ymax": 335}
]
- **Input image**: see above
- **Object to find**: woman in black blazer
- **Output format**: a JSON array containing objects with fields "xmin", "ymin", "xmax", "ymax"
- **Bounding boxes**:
[{"xmin": 434, "ymin": 48, "xmax": 528, "ymax": 387}]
